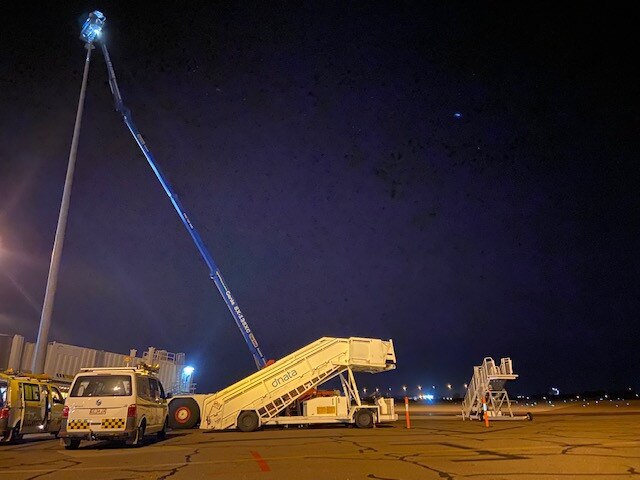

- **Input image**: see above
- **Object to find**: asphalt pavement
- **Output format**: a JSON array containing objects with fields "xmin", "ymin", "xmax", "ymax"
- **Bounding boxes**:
[{"xmin": 1, "ymin": 408, "xmax": 638, "ymax": 479}]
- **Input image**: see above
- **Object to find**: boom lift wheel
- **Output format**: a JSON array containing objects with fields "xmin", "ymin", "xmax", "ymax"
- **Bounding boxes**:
[
  {"xmin": 237, "ymin": 411, "xmax": 260, "ymax": 432},
  {"xmin": 354, "ymin": 409, "xmax": 374, "ymax": 428}
]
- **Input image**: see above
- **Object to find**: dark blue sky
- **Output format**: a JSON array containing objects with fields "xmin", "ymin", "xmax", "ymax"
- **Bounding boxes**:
[{"xmin": 1, "ymin": 3, "xmax": 638, "ymax": 395}]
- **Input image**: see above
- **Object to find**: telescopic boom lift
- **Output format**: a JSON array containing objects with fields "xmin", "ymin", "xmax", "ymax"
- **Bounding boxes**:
[{"xmin": 80, "ymin": 11, "xmax": 266, "ymax": 369}]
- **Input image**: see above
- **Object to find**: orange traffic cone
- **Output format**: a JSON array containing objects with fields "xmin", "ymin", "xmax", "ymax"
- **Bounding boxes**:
[
  {"xmin": 482, "ymin": 396, "xmax": 490, "ymax": 427},
  {"xmin": 404, "ymin": 396, "xmax": 411, "ymax": 429}
]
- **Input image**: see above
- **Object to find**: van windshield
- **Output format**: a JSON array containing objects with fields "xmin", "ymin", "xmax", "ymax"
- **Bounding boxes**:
[{"xmin": 70, "ymin": 375, "xmax": 132, "ymax": 397}]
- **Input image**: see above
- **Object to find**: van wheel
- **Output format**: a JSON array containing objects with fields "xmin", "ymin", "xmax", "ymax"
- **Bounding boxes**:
[
  {"xmin": 157, "ymin": 418, "xmax": 168, "ymax": 440},
  {"xmin": 8, "ymin": 423, "xmax": 23, "ymax": 443},
  {"xmin": 127, "ymin": 420, "xmax": 145, "ymax": 447},
  {"xmin": 237, "ymin": 411, "xmax": 259, "ymax": 432},
  {"xmin": 64, "ymin": 438, "xmax": 81, "ymax": 450},
  {"xmin": 355, "ymin": 409, "xmax": 374, "ymax": 428},
  {"xmin": 169, "ymin": 398, "xmax": 200, "ymax": 429}
]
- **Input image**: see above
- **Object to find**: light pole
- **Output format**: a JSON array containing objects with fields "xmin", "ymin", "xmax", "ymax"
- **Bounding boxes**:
[{"xmin": 32, "ymin": 12, "xmax": 105, "ymax": 373}]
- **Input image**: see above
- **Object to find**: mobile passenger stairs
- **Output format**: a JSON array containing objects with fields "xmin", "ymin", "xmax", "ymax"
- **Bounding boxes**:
[
  {"xmin": 170, "ymin": 337, "xmax": 397, "ymax": 431},
  {"xmin": 461, "ymin": 357, "xmax": 531, "ymax": 421}
]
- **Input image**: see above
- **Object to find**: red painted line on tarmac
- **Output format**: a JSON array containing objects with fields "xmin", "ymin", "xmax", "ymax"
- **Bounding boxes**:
[{"xmin": 250, "ymin": 450, "xmax": 271, "ymax": 472}]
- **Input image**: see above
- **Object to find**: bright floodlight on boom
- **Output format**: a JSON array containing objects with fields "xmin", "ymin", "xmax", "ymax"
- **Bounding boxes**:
[{"xmin": 80, "ymin": 10, "xmax": 105, "ymax": 44}]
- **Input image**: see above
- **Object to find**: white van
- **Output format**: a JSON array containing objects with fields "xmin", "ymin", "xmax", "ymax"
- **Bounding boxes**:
[{"xmin": 59, "ymin": 366, "xmax": 168, "ymax": 449}]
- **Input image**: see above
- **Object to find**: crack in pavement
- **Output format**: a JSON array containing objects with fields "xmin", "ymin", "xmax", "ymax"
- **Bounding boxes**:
[
  {"xmin": 10, "ymin": 457, "xmax": 79, "ymax": 469},
  {"xmin": 113, "ymin": 447, "xmax": 202, "ymax": 480},
  {"xmin": 330, "ymin": 435, "xmax": 379, "ymax": 454},
  {"xmin": 174, "ymin": 432, "xmax": 408, "ymax": 447},
  {"xmin": 185, "ymin": 448, "xmax": 200, "ymax": 463},
  {"xmin": 561, "ymin": 442, "xmax": 602, "ymax": 454},
  {"xmin": 309, "ymin": 451, "xmax": 457, "ymax": 478},
  {"xmin": 463, "ymin": 471, "xmax": 637, "ymax": 477},
  {"xmin": 306, "ymin": 455, "xmax": 385, "ymax": 462},
  {"xmin": 438, "ymin": 442, "xmax": 528, "ymax": 461},
  {"xmin": 384, "ymin": 452, "xmax": 455, "ymax": 479},
  {"xmin": 155, "ymin": 447, "xmax": 200, "ymax": 480},
  {"xmin": 21, "ymin": 458, "xmax": 82, "ymax": 480},
  {"xmin": 157, "ymin": 467, "xmax": 182, "ymax": 480},
  {"xmin": 554, "ymin": 452, "xmax": 640, "ymax": 461}
]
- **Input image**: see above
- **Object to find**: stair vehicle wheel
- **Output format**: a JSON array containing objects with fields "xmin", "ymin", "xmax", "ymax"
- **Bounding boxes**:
[
  {"xmin": 63, "ymin": 438, "xmax": 81, "ymax": 450},
  {"xmin": 237, "ymin": 411, "xmax": 260, "ymax": 432},
  {"xmin": 169, "ymin": 398, "xmax": 200, "ymax": 429},
  {"xmin": 354, "ymin": 409, "xmax": 374, "ymax": 428}
]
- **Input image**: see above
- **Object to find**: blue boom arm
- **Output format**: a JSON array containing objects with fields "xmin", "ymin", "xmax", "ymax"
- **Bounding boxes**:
[{"xmin": 97, "ymin": 42, "xmax": 266, "ymax": 369}]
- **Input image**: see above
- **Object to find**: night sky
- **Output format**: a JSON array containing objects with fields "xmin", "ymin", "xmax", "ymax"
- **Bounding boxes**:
[{"xmin": 1, "ymin": 3, "xmax": 638, "ymax": 395}]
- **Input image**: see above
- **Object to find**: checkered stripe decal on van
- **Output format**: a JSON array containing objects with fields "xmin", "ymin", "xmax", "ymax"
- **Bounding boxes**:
[
  {"xmin": 67, "ymin": 419, "xmax": 90, "ymax": 430},
  {"xmin": 101, "ymin": 418, "xmax": 125, "ymax": 429}
]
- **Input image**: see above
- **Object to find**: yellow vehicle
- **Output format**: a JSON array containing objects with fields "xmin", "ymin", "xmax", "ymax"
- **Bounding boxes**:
[{"xmin": 0, "ymin": 371, "xmax": 65, "ymax": 443}]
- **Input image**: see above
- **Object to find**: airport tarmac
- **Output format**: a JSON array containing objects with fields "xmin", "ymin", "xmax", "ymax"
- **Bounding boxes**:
[{"xmin": 1, "ymin": 403, "xmax": 638, "ymax": 479}]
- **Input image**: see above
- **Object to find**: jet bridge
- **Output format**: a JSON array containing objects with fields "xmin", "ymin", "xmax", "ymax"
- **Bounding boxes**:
[{"xmin": 198, "ymin": 337, "xmax": 397, "ymax": 431}]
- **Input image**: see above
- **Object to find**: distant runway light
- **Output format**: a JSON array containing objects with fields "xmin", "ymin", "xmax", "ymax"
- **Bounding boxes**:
[{"xmin": 454, "ymin": 112, "xmax": 462, "ymax": 118}]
